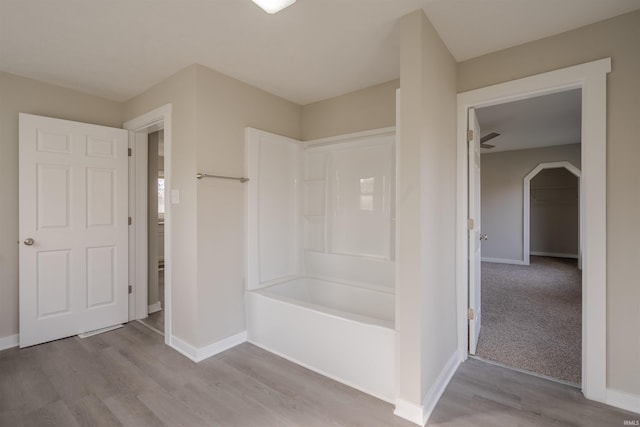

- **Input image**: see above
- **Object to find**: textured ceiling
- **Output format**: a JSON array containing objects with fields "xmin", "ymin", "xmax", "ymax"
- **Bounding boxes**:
[
  {"xmin": 1, "ymin": 0, "xmax": 638, "ymax": 104},
  {"xmin": 476, "ymin": 89, "xmax": 582, "ymax": 154}
]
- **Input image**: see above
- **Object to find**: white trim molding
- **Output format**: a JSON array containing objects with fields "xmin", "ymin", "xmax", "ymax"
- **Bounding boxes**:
[
  {"xmin": 394, "ymin": 399, "xmax": 426, "ymax": 426},
  {"xmin": 0, "ymin": 334, "xmax": 19, "ymax": 351},
  {"xmin": 456, "ymin": 58, "xmax": 611, "ymax": 405},
  {"xmin": 123, "ymin": 104, "xmax": 173, "ymax": 348},
  {"xmin": 394, "ymin": 351, "xmax": 460, "ymax": 426},
  {"xmin": 481, "ymin": 257, "xmax": 527, "ymax": 265},
  {"xmin": 607, "ymin": 389, "xmax": 640, "ymax": 415},
  {"xmin": 171, "ymin": 331, "xmax": 247, "ymax": 363},
  {"xmin": 421, "ymin": 352, "xmax": 460, "ymax": 424},
  {"xmin": 523, "ymin": 161, "xmax": 581, "ymax": 266}
]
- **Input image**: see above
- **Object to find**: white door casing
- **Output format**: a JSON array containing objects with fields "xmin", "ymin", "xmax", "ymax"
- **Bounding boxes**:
[
  {"xmin": 467, "ymin": 108, "xmax": 482, "ymax": 355},
  {"xmin": 19, "ymin": 113, "xmax": 129, "ymax": 347},
  {"xmin": 123, "ymin": 103, "xmax": 172, "ymax": 346},
  {"xmin": 456, "ymin": 58, "xmax": 610, "ymax": 403}
]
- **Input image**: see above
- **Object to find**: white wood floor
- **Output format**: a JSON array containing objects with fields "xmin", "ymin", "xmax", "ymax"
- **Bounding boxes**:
[{"xmin": 0, "ymin": 322, "xmax": 636, "ymax": 426}]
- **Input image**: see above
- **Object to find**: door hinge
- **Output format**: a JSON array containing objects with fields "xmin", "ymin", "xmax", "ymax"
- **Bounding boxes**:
[
  {"xmin": 468, "ymin": 308, "xmax": 475, "ymax": 320},
  {"xmin": 128, "ymin": 148, "xmax": 132, "ymax": 157},
  {"xmin": 467, "ymin": 129, "xmax": 473, "ymax": 142},
  {"xmin": 128, "ymin": 217, "xmax": 132, "ymax": 225},
  {"xmin": 128, "ymin": 285, "xmax": 132, "ymax": 294},
  {"xmin": 468, "ymin": 218, "xmax": 474, "ymax": 230}
]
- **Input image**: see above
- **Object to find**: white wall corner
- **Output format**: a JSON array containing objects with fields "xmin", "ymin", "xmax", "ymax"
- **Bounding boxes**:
[
  {"xmin": 171, "ymin": 331, "xmax": 247, "ymax": 363},
  {"xmin": 394, "ymin": 398, "xmax": 426, "ymax": 426},
  {"xmin": 0, "ymin": 334, "xmax": 19, "ymax": 351},
  {"xmin": 169, "ymin": 335, "xmax": 200, "ymax": 362},
  {"xmin": 394, "ymin": 352, "xmax": 460, "ymax": 426},
  {"xmin": 421, "ymin": 351, "xmax": 460, "ymax": 424},
  {"xmin": 607, "ymin": 389, "xmax": 640, "ymax": 415},
  {"xmin": 194, "ymin": 331, "xmax": 247, "ymax": 362}
]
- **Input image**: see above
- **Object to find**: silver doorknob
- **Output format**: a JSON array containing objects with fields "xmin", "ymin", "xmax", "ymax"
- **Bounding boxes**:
[
  {"xmin": 480, "ymin": 234, "xmax": 488, "ymax": 241},
  {"xmin": 24, "ymin": 238, "xmax": 35, "ymax": 246}
]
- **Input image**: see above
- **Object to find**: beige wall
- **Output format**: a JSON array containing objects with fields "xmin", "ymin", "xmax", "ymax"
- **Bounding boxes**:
[
  {"xmin": 124, "ymin": 65, "xmax": 200, "ymax": 344},
  {"xmin": 301, "ymin": 79, "xmax": 398, "ymax": 140},
  {"xmin": 124, "ymin": 64, "xmax": 302, "ymax": 348},
  {"xmin": 458, "ymin": 9, "xmax": 640, "ymax": 396},
  {"xmin": 397, "ymin": 9, "xmax": 458, "ymax": 408},
  {"xmin": 194, "ymin": 65, "xmax": 301, "ymax": 347},
  {"xmin": 0, "ymin": 71, "xmax": 123, "ymax": 339},
  {"xmin": 481, "ymin": 144, "xmax": 581, "ymax": 261}
]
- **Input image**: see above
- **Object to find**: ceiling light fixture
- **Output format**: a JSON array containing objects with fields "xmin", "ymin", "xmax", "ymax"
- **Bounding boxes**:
[{"xmin": 251, "ymin": 0, "xmax": 296, "ymax": 14}]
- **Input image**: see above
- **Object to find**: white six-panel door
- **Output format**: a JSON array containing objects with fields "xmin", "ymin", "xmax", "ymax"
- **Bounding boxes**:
[{"xmin": 19, "ymin": 113, "xmax": 128, "ymax": 347}]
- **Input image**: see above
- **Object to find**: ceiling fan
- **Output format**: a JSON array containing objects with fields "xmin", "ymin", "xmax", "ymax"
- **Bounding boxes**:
[{"xmin": 480, "ymin": 132, "xmax": 500, "ymax": 149}]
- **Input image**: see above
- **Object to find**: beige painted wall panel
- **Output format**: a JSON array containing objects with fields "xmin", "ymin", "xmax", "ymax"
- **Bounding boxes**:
[
  {"xmin": 397, "ymin": 9, "xmax": 458, "ymax": 407},
  {"xmin": 124, "ymin": 65, "xmax": 200, "ymax": 345},
  {"xmin": 397, "ymin": 11, "xmax": 426, "ymax": 404},
  {"xmin": 458, "ymin": 10, "xmax": 640, "ymax": 394},
  {"xmin": 194, "ymin": 65, "xmax": 301, "ymax": 347},
  {"xmin": 481, "ymin": 144, "xmax": 581, "ymax": 261},
  {"xmin": 302, "ymin": 79, "xmax": 398, "ymax": 140},
  {"xmin": 415, "ymin": 11, "xmax": 458, "ymax": 402},
  {"xmin": 0, "ymin": 71, "xmax": 123, "ymax": 339}
]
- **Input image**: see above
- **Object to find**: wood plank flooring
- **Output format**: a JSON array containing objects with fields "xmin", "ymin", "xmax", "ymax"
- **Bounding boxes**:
[
  {"xmin": 139, "ymin": 271, "xmax": 164, "ymax": 333},
  {"xmin": 429, "ymin": 357, "xmax": 638, "ymax": 426},
  {"xmin": 1, "ymin": 322, "xmax": 636, "ymax": 426}
]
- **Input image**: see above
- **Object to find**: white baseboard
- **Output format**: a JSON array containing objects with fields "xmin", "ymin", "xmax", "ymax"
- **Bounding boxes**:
[
  {"xmin": 171, "ymin": 331, "xmax": 247, "ymax": 363},
  {"xmin": 0, "ymin": 334, "xmax": 19, "ymax": 351},
  {"xmin": 394, "ymin": 351, "xmax": 460, "ymax": 426},
  {"xmin": 421, "ymin": 351, "xmax": 460, "ymax": 423},
  {"xmin": 530, "ymin": 251, "xmax": 578, "ymax": 259},
  {"xmin": 148, "ymin": 301, "xmax": 162, "ymax": 314},
  {"xmin": 607, "ymin": 389, "xmax": 640, "ymax": 415},
  {"xmin": 481, "ymin": 257, "xmax": 527, "ymax": 265},
  {"xmin": 394, "ymin": 399, "xmax": 426, "ymax": 426}
]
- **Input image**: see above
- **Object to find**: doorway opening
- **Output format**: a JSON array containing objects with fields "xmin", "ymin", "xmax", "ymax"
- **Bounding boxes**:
[
  {"xmin": 123, "ymin": 104, "xmax": 173, "ymax": 345},
  {"xmin": 456, "ymin": 58, "xmax": 610, "ymax": 402},
  {"xmin": 472, "ymin": 89, "xmax": 583, "ymax": 384},
  {"xmin": 139, "ymin": 130, "xmax": 165, "ymax": 334}
]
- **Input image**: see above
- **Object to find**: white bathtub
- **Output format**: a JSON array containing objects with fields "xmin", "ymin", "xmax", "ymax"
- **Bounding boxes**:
[{"xmin": 246, "ymin": 277, "xmax": 396, "ymax": 402}]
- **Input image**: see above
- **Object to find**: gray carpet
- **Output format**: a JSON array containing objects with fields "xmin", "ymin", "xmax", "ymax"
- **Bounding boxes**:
[{"xmin": 475, "ymin": 256, "xmax": 582, "ymax": 384}]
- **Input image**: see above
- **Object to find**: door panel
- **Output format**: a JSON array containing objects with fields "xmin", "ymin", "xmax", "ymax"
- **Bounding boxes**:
[
  {"xmin": 468, "ymin": 108, "xmax": 482, "ymax": 355},
  {"xmin": 36, "ymin": 249, "xmax": 71, "ymax": 317},
  {"xmin": 19, "ymin": 113, "xmax": 128, "ymax": 347}
]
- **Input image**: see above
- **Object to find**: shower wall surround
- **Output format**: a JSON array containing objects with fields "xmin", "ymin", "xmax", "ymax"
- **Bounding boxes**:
[
  {"xmin": 302, "ymin": 132, "xmax": 395, "ymax": 291},
  {"xmin": 245, "ymin": 126, "xmax": 397, "ymax": 402},
  {"xmin": 246, "ymin": 127, "xmax": 396, "ymax": 291}
]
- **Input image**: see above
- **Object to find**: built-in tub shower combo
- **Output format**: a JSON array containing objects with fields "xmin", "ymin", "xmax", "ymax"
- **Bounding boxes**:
[{"xmin": 245, "ymin": 127, "xmax": 396, "ymax": 402}]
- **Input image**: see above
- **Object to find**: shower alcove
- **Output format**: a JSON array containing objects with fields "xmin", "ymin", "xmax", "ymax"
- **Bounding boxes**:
[{"xmin": 245, "ymin": 127, "xmax": 396, "ymax": 402}]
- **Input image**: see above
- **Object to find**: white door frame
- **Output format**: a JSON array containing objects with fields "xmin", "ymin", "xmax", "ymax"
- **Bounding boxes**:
[
  {"xmin": 523, "ymin": 161, "xmax": 582, "ymax": 266},
  {"xmin": 123, "ymin": 104, "xmax": 172, "ymax": 345},
  {"xmin": 456, "ymin": 58, "xmax": 610, "ymax": 403}
]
